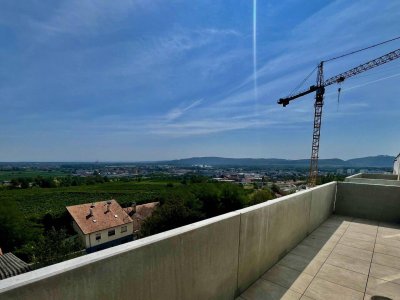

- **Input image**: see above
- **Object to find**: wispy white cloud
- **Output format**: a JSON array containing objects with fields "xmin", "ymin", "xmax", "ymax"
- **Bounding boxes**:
[
  {"xmin": 29, "ymin": 0, "xmax": 157, "ymax": 36},
  {"xmin": 165, "ymin": 99, "xmax": 204, "ymax": 121}
]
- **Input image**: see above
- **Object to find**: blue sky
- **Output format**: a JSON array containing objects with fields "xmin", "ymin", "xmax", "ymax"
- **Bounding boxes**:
[{"xmin": 1, "ymin": 0, "xmax": 400, "ymax": 161}]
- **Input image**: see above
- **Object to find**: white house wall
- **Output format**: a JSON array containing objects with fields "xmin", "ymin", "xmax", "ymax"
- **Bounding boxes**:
[
  {"xmin": 88, "ymin": 222, "xmax": 134, "ymax": 248},
  {"xmin": 72, "ymin": 221, "xmax": 89, "ymax": 248}
]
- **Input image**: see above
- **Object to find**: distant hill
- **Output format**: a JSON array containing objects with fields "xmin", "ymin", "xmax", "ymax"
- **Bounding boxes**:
[
  {"xmin": 346, "ymin": 155, "xmax": 395, "ymax": 167},
  {"xmin": 161, "ymin": 155, "xmax": 395, "ymax": 168}
]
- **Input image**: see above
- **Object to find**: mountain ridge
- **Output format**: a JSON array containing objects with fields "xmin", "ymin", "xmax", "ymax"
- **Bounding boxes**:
[{"xmin": 159, "ymin": 155, "xmax": 395, "ymax": 168}]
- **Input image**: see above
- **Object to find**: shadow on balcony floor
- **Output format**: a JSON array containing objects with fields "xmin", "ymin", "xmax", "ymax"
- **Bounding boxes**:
[{"xmin": 238, "ymin": 215, "xmax": 400, "ymax": 300}]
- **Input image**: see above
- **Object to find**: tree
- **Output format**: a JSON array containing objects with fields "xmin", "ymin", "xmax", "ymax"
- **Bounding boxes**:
[
  {"xmin": 249, "ymin": 189, "xmax": 274, "ymax": 205},
  {"xmin": 33, "ymin": 227, "xmax": 82, "ymax": 266},
  {"xmin": 271, "ymin": 184, "xmax": 280, "ymax": 194},
  {"xmin": 191, "ymin": 183, "xmax": 220, "ymax": 218},
  {"xmin": 0, "ymin": 199, "xmax": 39, "ymax": 254},
  {"xmin": 141, "ymin": 191, "xmax": 203, "ymax": 237},
  {"xmin": 219, "ymin": 184, "xmax": 245, "ymax": 213}
]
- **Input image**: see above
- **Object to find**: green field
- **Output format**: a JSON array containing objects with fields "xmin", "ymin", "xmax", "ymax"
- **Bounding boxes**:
[
  {"xmin": 0, "ymin": 181, "xmax": 177, "ymax": 219},
  {"xmin": 0, "ymin": 170, "xmax": 69, "ymax": 181}
]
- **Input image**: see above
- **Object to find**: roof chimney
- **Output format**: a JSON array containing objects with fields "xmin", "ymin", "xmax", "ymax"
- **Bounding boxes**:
[
  {"xmin": 129, "ymin": 202, "xmax": 136, "ymax": 216},
  {"xmin": 88, "ymin": 207, "xmax": 93, "ymax": 217},
  {"xmin": 105, "ymin": 200, "xmax": 112, "ymax": 213}
]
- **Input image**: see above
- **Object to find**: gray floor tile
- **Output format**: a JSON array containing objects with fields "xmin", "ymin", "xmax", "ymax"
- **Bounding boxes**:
[
  {"xmin": 348, "ymin": 221, "xmax": 377, "ymax": 232},
  {"xmin": 300, "ymin": 236, "xmax": 338, "ymax": 251},
  {"xmin": 290, "ymin": 244, "xmax": 331, "ymax": 261},
  {"xmin": 366, "ymin": 276, "xmax": 400, "ymax": 300},
  {"xmin": 320, "ymin": 222, "xmax": 350, "ymax": 231},
  {"xmin": 312, "ymin": 225, "xmax": 346, "ymax": 237},
  {"xmin": 241, "ymin": 279, "xmax": 302, "ymax": 300},
  {"xmin": 376, "ymin": 236, "xmax": 400, "ymax": 249},
  {"xmin": 261, "ymin": 264, "xmax": 313, "ymax": 294},
  {"xmin": 329, "ymin": 215, "xmax": 353, "ymax": 222},
  {"xmin": 332, "ymin": 243, "xmax": 373, "ymax": 262},
  {"xmin": 377, "ymin": 231, "xmax": 400, "ymax": 242},
  {"xmin": 304, "ymin": 277, "xmax": 364, "ymax": 300},
  {"xmin": 326, "ymin": 252, "xmax": 371, "ymax": 275},
  {"xmin": 317, "ymin": 263, "xmax": 368, "ymax": 292},
  {"xmin": 239, "ymin": 216, "xmax": 400, "ymax": 300},
  {"xmin": 321, "ymin": 219, "xmax": 350, "ymax": 228},
  {"xmin": 339, "ymin": 236, "xmax": 375, "ymax": 252},
  {"xmin": 372, "ymin": 252, "xmax": 400, "ymax": 270},
  {"xmin": 370, "ymin": 263, "xmax": 400, "ymax": 285},
  {"xmin": 277, "ymin": 253, "xmax": 325, "ymax": 276},
  {"xmin": 378, "ymin": 225, "xmax": 400, "ymax": 233},
  {"xmin": 375, "ymin": 243, "xmax": 400, "ymax": 258},
  {"xmin": 342, "ymin": 230, "xmax": 376, "ymax": 243},
  {"xmin": 346, "ymin": 226, "xmax": 377, "ymax": 237},
  {"xmin": 308, "ymin": 230, "xmax": 342, "ymax": 241}
]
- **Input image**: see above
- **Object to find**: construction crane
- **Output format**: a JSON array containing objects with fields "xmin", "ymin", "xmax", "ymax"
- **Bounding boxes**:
[{"xmin": 278, "ymin": 48, "xmax": 400, "ymax": 187}]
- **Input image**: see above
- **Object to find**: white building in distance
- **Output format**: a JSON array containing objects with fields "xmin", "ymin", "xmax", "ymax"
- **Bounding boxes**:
[{"xmin": 394, "ymin": 153, "xmax": 400, "ymax": 176}]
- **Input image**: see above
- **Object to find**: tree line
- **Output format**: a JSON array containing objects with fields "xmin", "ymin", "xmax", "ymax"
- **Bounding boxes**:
[
  {"xmin": 140, "ymin": 181, "xmax": 275, "ymax": 237},
  {"xmin": 7, "ymin": 174, "xmax": 110, "ymax": 189}
]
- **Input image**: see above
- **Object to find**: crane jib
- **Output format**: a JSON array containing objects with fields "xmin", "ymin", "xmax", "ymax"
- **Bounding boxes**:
[
  {"xmin": 324, "ymin": 48, "xmax": 400, "ymax": 87},
  {"xmin": 278, "ymin": 48, "xmax": 400, "ymax": 106}
]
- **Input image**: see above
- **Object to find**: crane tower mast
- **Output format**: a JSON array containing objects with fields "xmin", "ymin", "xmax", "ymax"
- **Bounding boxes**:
[{"xmin": 278, "ymin": 48, "xmax": 400, "ymax": 186}]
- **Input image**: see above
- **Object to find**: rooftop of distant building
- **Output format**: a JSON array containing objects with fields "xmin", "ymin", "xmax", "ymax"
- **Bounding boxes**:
[{"xmin": 66, "ymin": 199, "xmax": 133, "ymax": 234}]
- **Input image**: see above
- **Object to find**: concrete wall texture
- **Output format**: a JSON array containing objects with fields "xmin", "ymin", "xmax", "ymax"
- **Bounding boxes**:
[
  {"xmin": 6, "ymin": 181, "xmax": 397, "ymax": 300},
  {"xmin": 336, "ymin": 182, "xmax": 400, "ymax": 222},
  {"xmin": 237, "ymin": 182, "xmax": 336, "ymax": 293}
]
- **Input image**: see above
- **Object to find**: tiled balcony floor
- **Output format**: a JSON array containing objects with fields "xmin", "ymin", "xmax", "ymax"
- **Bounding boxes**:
[{"xmin": 238, "ymin": 215, "xmax": 400, "ymax": 300}]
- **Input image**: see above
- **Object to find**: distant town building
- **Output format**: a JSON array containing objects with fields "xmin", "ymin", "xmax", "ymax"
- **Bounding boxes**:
[
  {"xmin": 0, "ymin": 249, "xmax": 31, "ymax": 280},
  {"xmin": 67, "ymin": 200, "xmax": 135, "ymax": 253}
]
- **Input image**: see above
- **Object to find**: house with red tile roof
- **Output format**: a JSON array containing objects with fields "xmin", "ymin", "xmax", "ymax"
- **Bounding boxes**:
[
  {"xmin": 124, "ymin": 202, "xmax": 159, "ymax": 238},
  {"xmin": 67, "ymin": 200, "xmax": 134, "ymax": 253}
]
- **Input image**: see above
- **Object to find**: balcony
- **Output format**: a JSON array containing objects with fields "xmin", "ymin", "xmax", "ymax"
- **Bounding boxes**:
[
  {"xmin": 1, "ymin": 179, "xmax": 400, "ymax": 300},
  {"xmin": 239, "ymin": 216, "xmax": 400, "ymax": 299}
]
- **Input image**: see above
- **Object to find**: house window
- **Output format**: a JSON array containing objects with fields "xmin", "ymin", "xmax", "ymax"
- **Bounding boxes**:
[
  {"xmin": 121, "ymin": 226, "xmax": 127, "ymax": 233},
  {"xmin": 108, "ymin": 229, "xmax": 115, "ymax": 237},
  {"xmin": 95, "ymin": 233, "xmax": 101, "ymax": 241}
]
